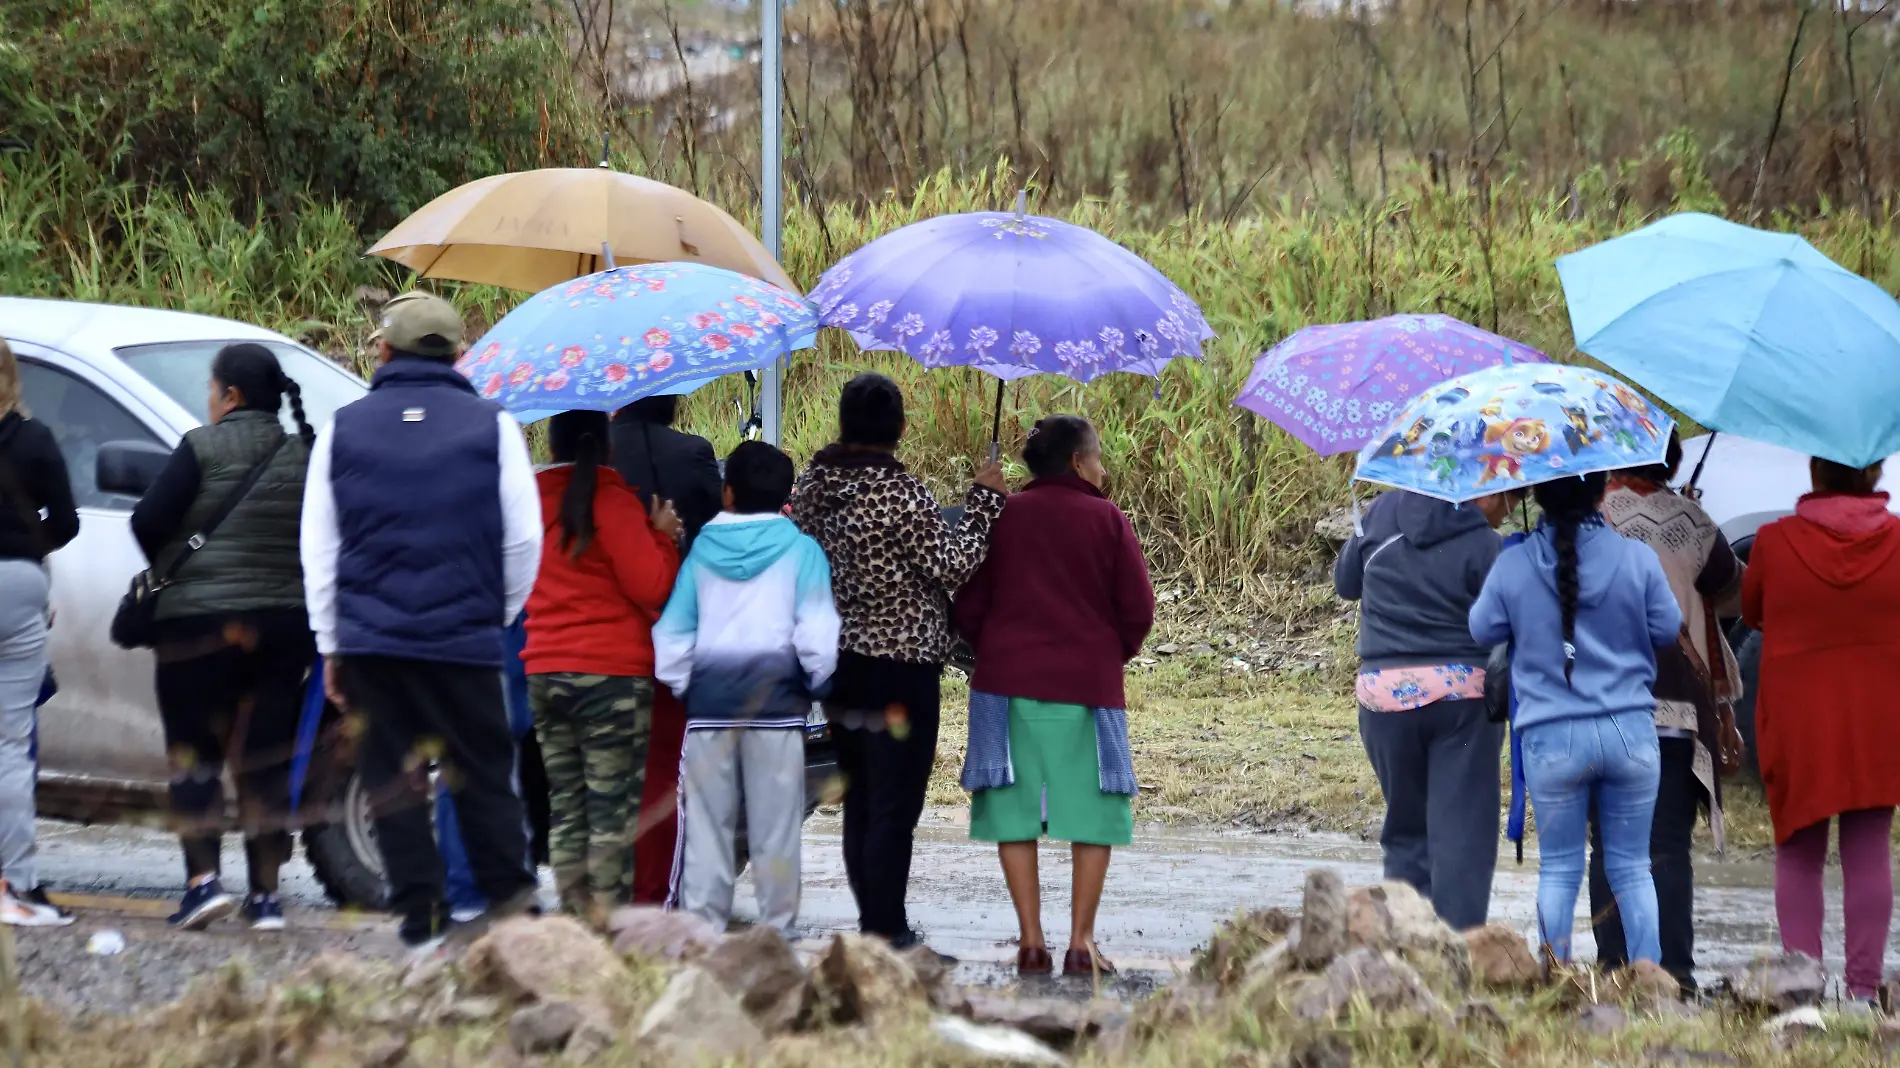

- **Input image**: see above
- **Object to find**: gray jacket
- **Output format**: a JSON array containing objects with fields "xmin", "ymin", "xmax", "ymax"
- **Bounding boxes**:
[
  {"xmin": 152, "ymin": 411, "xmax": 309, "ymax": 621},
  {"xmin": 1334, "ymin": 491, "xmax": 1501, "ymax": 670}
]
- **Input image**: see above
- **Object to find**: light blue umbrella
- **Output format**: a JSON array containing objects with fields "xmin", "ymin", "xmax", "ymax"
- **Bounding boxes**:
[
  {"xmin": 1556, "ymin": 212, "xmax": 1900, "ymax": 468},
  {"xmin": 460, "ymin": 261, "xmax": 817, "ymax": 420},
  {"xmin": 1355, "ymin": 363, "xmax": 1674, "ymax": 504}
]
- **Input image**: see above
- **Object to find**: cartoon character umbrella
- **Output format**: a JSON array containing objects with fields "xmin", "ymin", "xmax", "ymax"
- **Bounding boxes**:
[
  {"xmin": 1557, "ymin": 212, "xmax": 1900, "ymax": 469},
  {"xmin": 1354, "ymin": 362, "xmax": 1674, "ymax": 504},
  {"xmin": 806, "ymin": 194, "xmax": 1215, "ymax": 457},
  {"xmin": 1233, "ymin": 314, "xmax": 1548, "ymax": 456},
  {"xmin": 459, "ymin": 262, "xmax": 817, "ymax": 418}
]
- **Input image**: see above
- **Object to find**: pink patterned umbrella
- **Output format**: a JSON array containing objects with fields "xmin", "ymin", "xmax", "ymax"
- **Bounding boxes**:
[{"xmin": 1233, "ymin": 314, "xmax": 1548, "ymax": 456}]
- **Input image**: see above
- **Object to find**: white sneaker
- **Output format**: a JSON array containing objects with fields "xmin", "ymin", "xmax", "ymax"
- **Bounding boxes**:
[{"xmin": 0, "ymin": 882, "xmax": 74, "ymax": 927}]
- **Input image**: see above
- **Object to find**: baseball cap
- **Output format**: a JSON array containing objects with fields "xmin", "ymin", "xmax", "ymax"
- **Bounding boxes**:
[{"xmin": 372, "ymin": 292, "xmax": 463, "ymax": 358}]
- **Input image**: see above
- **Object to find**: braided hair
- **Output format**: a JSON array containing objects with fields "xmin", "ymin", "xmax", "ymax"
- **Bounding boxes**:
[
  {"xmin": 1531, "ymin": 470, "xmax": 1609, "ymax": 687},
  {"xmin": 211, "ymin": 343, "xmax": 315, "ymax": 445}
]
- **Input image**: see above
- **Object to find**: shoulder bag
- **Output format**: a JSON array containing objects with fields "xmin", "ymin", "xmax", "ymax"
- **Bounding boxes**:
[{"xmin": 110, "ymin": 438, "xmax": 287, "ymax": 650}]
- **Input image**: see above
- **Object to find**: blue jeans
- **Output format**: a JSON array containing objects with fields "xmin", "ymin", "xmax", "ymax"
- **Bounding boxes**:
[
  {"xmin": 1520, "ymin": 709, "xmax": 1662, "ymax": 964},
  {"xmin": 439, "ymin": 618, "xmax": 533, "ymax": 913}
]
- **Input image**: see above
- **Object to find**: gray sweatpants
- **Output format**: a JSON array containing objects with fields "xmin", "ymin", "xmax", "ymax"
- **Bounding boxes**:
[
  {"xmin": 0, "ymin": 561, "xmax": 48, "ymax": 892},
  {"xmin": 671, "ymin": 727, "xmax": 803, "ymax": 936}
]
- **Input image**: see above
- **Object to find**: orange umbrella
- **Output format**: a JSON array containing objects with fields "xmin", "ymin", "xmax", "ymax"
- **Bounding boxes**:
[{"xmin": 367, "ymin": 168, "xmax": 797, "ymax": 294}]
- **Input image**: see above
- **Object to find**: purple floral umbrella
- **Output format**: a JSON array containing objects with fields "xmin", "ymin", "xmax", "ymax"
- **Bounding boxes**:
[
  {"xmin": 1233, "ymin": 314, "xmax": 1549, "ymax": 456},
  {"xmin": 807, "ymin": 202, "xmax": 1215, "ymax": 450}
]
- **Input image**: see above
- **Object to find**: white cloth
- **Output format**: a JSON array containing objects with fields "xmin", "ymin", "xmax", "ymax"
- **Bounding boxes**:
[{"xmin": 301, "ymin": 410, "xmax": 541, "ymax": 657}]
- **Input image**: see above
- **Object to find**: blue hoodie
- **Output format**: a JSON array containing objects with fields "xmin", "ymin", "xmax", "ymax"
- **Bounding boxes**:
[
  {"xmin": 1469, "ymin": 520, "xmax": 1681, "ymax": 731},
  {"xmin": 654, "ymin": 513, "xmax": 841, "ymax": 729}
]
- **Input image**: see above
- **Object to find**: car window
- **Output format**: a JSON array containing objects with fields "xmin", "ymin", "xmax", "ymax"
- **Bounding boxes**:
[
  {"xmin": 115, "ymin": 341, "xmax": 365, "ymax": 433},
  {"xmin": 16, "ymin": 360, "xmax": 164, "ymax": 510}
]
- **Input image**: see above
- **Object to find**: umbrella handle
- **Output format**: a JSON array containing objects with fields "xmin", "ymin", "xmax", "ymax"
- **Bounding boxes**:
[
  {"xmin": 988, "ymin": 440, "xmax": 1000, "ymax": 465},
  {"xmin": 600, "ymin": 241, "xmax": 617, "ymax": 270},
  {"xmin": 1683, "ymin": 430, "xmax": 1715, "ymax": 500}
]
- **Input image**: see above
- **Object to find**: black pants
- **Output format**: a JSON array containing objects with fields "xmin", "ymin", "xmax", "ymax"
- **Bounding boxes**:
[
  {"xmin": 830, "ymin": 653, "xmax": 942, "ymax": 941},
  {"xmin": 1357, "ymin": 697, "xmax": 1504, "ymax": 931},
  {"xmin": 1590, "ymin": 735, "xmax": 1699, "ymax": 990},
  {"xmin": 154, "ymin": 613, "xmax": 314, "ymax": 893},
  {"xmin": 340, "ymin": 655, "xmax": 535, "ymax": 926}
]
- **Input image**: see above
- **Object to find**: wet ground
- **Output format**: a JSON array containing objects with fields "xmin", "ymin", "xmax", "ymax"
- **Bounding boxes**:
[{"xmin": 21, "ymin": 811, "xmax": 1895, "ymax": 1013}]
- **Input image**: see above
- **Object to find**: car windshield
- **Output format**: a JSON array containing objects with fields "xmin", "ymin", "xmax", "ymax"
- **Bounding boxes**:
[{"xmin": 115, "ymin": 340, "xmax": 365, "ymax": 433}]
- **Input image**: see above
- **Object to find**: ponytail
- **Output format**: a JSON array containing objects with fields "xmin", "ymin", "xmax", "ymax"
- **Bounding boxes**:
[
  {"xmin": 282, "ymin": 374, "xmax": 315, "ymax": 446},
  {"xmin": 549, "ymin": 409, "xmax": 610, "ymax": 560},
  {"xmin": 1531, "ymin": 470, "xmax": 1610, "ymax": 689}
]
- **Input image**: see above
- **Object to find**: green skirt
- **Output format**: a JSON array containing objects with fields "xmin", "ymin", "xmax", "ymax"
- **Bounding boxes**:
[{"xmin": 969, "ymin": 698, "xmax": 1133, "ymax": 847}]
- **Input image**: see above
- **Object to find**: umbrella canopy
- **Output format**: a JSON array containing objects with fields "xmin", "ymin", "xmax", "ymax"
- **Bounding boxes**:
[
  {"xmin": 459, "ymin": 262, "xmax": 816, "ymax": 417},
  {"xmin": 1354, "ymin": 363, "xmax": 1674, "ymax": 504},
  {"xmin": 1556, "ymin": 212, "xmax": 1900, "ymax": 468},
  {"xmin": 1234, "ymin": 314, "xmax": 1548, "ymax": 456},
  {"xmin": 370, "ymin": 168, "xmax": 797, "ymax": 295},
  {"xmin": 806, "ymin": 210, "xmax": 1214, "ymax": 383}
]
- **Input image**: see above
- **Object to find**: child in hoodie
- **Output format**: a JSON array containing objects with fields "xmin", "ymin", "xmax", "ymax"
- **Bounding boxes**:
[
  {"xmin": 655, "ymin": 442, "xmax": 839, "ymax": 936},
  {"xmin": 1469, "ymin": 471, "xmax": 1681, "ymax": 967}
]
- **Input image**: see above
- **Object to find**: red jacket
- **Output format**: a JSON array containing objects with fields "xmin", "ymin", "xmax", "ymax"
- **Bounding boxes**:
[
  {"xmin": 523, "ymin": 466, "xmax": 681, "ymax": 677},
  {"xmin": 954, "ymin": 475, "xmax": 1154, "ymax": 709},
  {"xmin": 1742, "ymin": 492, "xmax": 1900, "ymax": 844}
]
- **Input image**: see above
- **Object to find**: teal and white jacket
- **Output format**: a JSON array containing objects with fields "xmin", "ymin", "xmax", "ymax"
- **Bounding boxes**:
[{"xmin": 654, "ymin": 512, "xmax": 840, "ymax": 730}]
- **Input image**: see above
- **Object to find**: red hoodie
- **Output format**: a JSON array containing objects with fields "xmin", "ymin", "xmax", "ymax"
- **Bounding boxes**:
[
  {"xmin": 1742, "ymin": 492, "xmax": 1900, "ymax": 843},
  {"xmin": 523, "ymin": 466, "xmax": 681, "ymax": 677}
]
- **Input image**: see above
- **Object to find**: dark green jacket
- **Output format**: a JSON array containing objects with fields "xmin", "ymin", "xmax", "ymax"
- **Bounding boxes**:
[{"xmin": 153, "ymin": 410, "xmax": 310, "ymax": 621}]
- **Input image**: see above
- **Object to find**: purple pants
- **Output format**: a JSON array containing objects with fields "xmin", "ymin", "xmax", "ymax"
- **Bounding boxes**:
[{"xmin": 1775, "ymin": 807, "xmax": 1895, "ymax": 999}]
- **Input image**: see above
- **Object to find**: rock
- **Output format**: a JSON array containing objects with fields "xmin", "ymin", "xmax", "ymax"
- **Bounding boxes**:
[
  {"xmin": 815, "ymin": 933, "xmax": 925, "ymax": 1025},
  {"xmin": 444, "ymin": 996, "xmax": 504, "ymax": 1022},
  {"xmin": 1292, "ymin": 869, "xmax": 1349, "ymax": 969},
  {"xmin": 1619, "ymin": 960, "xmax": 1682, "ymax": 1006},
  {"xmin": 700, "ymin": 925, "xmax": 812, "ymax": 1033},
  {"xmin": 1193, "ymin": 907, "xmax": 1293, "ymax": 987},
  {"xmin": 1463, "ymin": 923, "xmax": 1540, "ymax": 990},
  {"xmin": 1725, "ymin": 951, "xmax": 1826, "ymax": 1011},
  {"xmin": 399, "ymin": 951, "xmax": 450, "ymax": 991},
  {"xmin": 606, "ymin": 905, "xmax": 721, "ymax": 961},
  {"xmin": 1234, "ymin": 940, "xmax": 1297, "ymax": 1008},
  {"xmin": 1645, "ymin": 1048, "xmax": 1737, "ymax": 1065},
  {"xmin": 1315, "ymin": 508, "xmax": 1357, "ymax": 546},
  {"xmin": 1455, "ymin": 999, "xmax": 1506, "ymax": 1032},
  {"xmin": 964, "ymin": 994, "xmax": 1122, "ymax": 1049},
  {"xmin": 1578, "ymin": 1004, "xmax": 1628, "ymax": 1036},
  {"xmin": 362, "ymin": 1034, "xmax": 409, "ymax": 1068},
  {"xmin": 931, "ymin": 1015, "xmax": 1067, "ymax": 1065},
  {"xmin": 464, "ymin": 917, "xmax": 630, "ymax": 1008},
  {"xmin": 1289, "ymin": 1034, "xmax": 1353, "ymax": 1068},
  {"xmin": 565, "ymin": 1015, "xmax": 617, "ymax": 1061},
  {"xmin": 1762, "ymin": 1005, "xmax": 1826, "ymax": 1037},
  {"xmin": 1130, "ymin": 980, "xmax": 1219, "ymax": 1037},
  {"xmin": 508, "ymin": 1001, "xmax": 585, "ymax": 1055},
  {"xmin": 1291, "ymin": 948, "xmax": 1449, "ymax": 1022},
  {"xmin": 1189, "ymin": 643, "xmax": 1215, "ymax": 657},
  {"xmin": 1155, "ymin": 644, "xmax": 1180, "ymax": 656},
  {"xmin": 635, "ymin": 966, "xmax": 765, "ymax": 1063},
  {"xmin": 1345, "ymin": 882, "xmax": 1469, "ymax": 989}
]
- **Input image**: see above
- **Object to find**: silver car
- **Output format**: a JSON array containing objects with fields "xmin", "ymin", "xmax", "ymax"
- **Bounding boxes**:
[{"xmin": 1, "ymin": 296, "xmax": 388, "ymax": 905}]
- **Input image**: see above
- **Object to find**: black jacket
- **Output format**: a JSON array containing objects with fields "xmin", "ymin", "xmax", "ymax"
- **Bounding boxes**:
[
  {"xmin": 609, "ymin": 413, "xmax": 722, "ymax": 552},
  {"xmin": 1334, "ymin": 490, "xmax": 1501, "ymax": 670},
  {"xmin": 0, "ymin": 412, "xmax": 79, "ymax": 562}
]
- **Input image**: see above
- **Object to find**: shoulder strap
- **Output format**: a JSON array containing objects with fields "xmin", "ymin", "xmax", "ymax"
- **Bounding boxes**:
[{"xmin": 158, "ymin": 435, "xmax": 288, "ymax": 583}]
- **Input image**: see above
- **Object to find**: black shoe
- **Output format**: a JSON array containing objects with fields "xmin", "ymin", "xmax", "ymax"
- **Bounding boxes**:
[
  {"xmin": 21, "ymin": 886, "xmax": 72, "ymax": 923},
  {"xmin": 169, "ymin": 879, "xmax": 239, "ymax": 930},
  {"xmin": 399, "ymin": 903, "xmax": 453, "ymax": 950},
  {"xmin": 889, "ymin": 928, "xmax": 959, "ymax": 967}
]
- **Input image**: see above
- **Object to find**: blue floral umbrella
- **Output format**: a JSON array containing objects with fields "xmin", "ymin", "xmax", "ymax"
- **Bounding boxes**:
[
  {"xmin": 460, "ymin": 262, "xmax": 817, "ymax": 417},
  {"xmin": 1354, "ymin": 363, "xmax": 1674, "ymax": 504}
]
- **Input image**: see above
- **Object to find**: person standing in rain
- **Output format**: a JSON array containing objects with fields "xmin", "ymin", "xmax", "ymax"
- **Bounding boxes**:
[
  {"xmin": 301, "ymin": 292, "xmax": 541, "ymax": 951},
  {"xmin": 1334, "ymin": 487, "xmax": 1514, "ymax": 931},
  {"xmin": 791, "ymin": 372, "xmax": 1005, "ymax": 956}
]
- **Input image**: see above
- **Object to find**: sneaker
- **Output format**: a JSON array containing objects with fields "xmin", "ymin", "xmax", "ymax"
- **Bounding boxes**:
[
  {"xmin": 445, "ymin": 886, "xmax": 539, "ymax": 947},
  {"xmin": 399, "ymin": 904, "xmax": 453, "ymax": 950},
  {"xmin": 168, "ymin": 879, "xmax": 239, "ymax": 930},
  {"xmin": 889, "ymin": 928, "xmax": 959, "ymax": 967},
  {"xmin": 20, "ymin": 885, "xmax": 73, "ymax": 924},
  {"xmin": 243, "ymin": 893, "xmax": 286, "ymax": 932},
  {"xmin": 0, "ymin": 881, "xmax": 73, "ymax": 928}
]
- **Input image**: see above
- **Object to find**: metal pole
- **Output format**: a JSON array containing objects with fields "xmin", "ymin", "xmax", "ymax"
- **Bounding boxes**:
[{"xmin": 759, "ymin": 0, "xmax": 785, "ymax": 445}]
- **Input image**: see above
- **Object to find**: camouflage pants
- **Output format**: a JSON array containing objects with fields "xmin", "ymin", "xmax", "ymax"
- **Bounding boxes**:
[{"xmin": 529, "ymin": 673, "xmax": 653, "ymax": 921}]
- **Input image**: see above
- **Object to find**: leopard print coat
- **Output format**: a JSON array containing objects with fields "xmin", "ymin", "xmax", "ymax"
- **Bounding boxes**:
[{"xmin": 790, "ymin": 450, "xmax": 1004, "ymax": 664}]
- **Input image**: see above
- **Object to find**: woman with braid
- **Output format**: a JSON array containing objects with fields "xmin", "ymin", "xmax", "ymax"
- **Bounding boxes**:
[
  {"xmin": 131, "ymin": 344, "xmax": 316, "ymax": 932},
  {"xmin": 1469, "ymin": 471, "xmax": 1681, "ymax": 967}
]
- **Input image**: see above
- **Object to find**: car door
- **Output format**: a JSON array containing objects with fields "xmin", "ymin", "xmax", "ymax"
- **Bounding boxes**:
[{"xmin": 11, "ymin": 346, "xmax": 176, "ymax": 789}]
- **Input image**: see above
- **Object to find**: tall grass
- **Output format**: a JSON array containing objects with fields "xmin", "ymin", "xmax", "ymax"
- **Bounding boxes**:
[{"xmin": 11, "ymin": 149, "xmax": 1895, "ymax": 584}]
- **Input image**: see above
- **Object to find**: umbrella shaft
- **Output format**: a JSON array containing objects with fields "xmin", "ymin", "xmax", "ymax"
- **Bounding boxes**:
[{"xmin": 990, "ymin": 378, "xmax": 1005, "ymax": 446}]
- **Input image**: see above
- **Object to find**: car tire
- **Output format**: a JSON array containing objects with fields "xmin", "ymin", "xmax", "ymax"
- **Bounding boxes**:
[
  {"xmin": 304, "ymin": 768, "xmax": 390, "ymax": 911},
  {"xmin": 1734, "ymin": 627, "xmax": 1762, "ymax": 778}
]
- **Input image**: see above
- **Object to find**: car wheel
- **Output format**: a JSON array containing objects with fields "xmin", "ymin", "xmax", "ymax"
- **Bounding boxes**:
[
  {"xmin": 304, "ymin": 768, "xmax": 390, "ymax": 910},
  {"xmin": 1734, "ymin": 627, "xmax": 1761, "ymax": 778}
]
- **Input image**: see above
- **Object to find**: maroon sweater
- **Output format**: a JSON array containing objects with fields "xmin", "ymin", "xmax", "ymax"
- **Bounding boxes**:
[{"xmin": 954, "ymin": 474, "xmax": 1155, "ymax": 708}]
